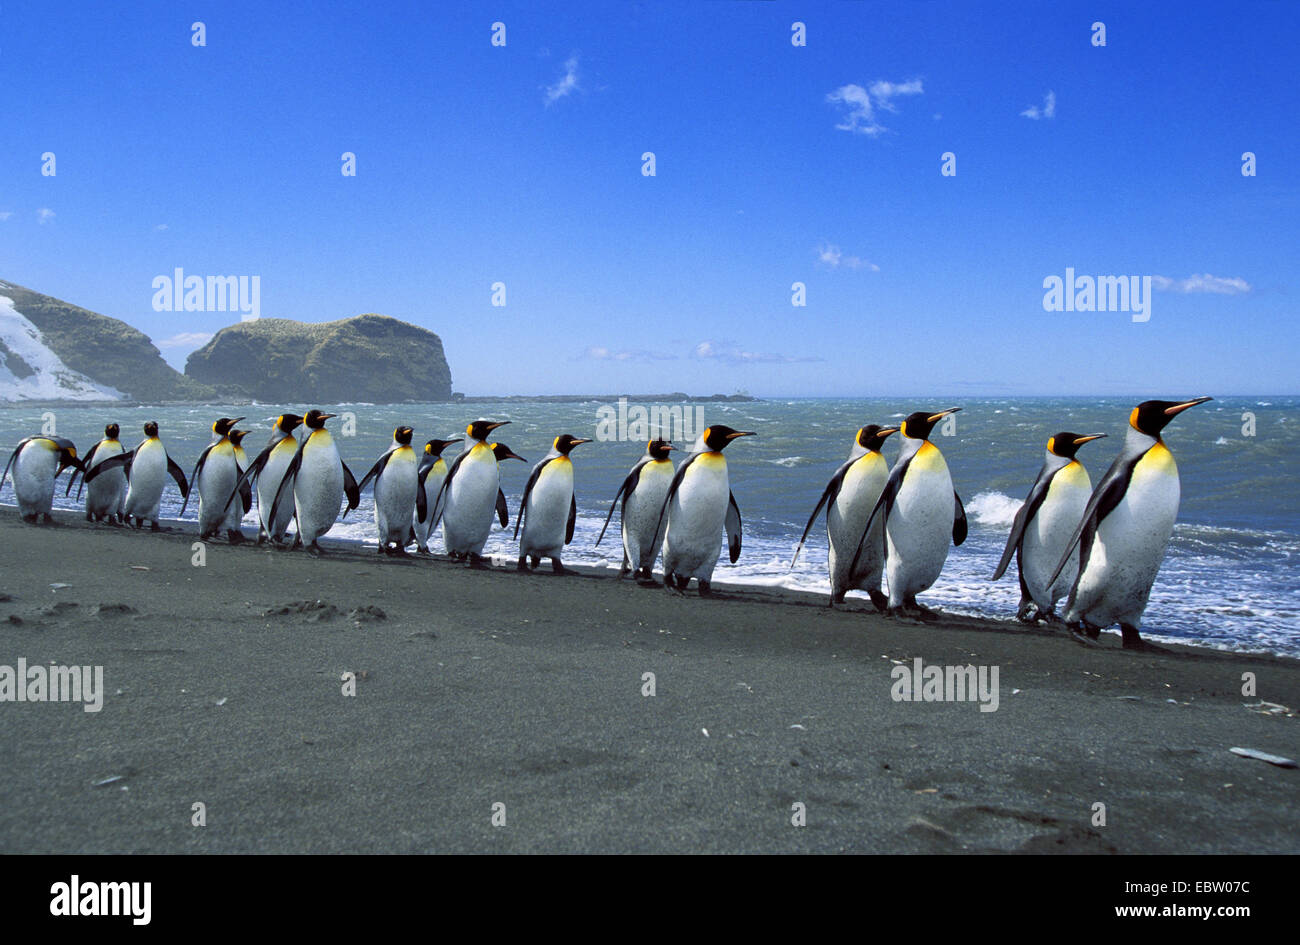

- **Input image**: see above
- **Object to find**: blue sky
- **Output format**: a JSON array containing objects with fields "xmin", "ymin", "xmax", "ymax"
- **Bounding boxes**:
[{"xmin": 2, "ymin": 0, "xmax": 1296, "ymax": 396}]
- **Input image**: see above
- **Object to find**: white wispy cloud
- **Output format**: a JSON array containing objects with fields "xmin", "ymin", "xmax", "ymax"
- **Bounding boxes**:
[
  {"xmin": 154, "ymin": 223, "xmax": 169, "ymax": 231},
  {"xmin": 827, "ymin": 78, "xmax": 923, "ymax": 137},
  {"xmin": 581, "ymin": 346, "xmax": 676, "ymax": 362},
  {"xmin": 0, "ymin": 211, "xmax": 12, "ymax": 221},
  {"xmin": 1152, "ymin": 273, "xmax": 1251, "ymax": 295},
  {"xmin": 693, "ymin": 340, "xmax": 821, "ymax": 364},
  {"xmin": 1021, "ymin": 90, "xmax": 1056, "ymax": 120},
  {"xmin": 155, "ymin": 331, "xmax": 214, "ymax": 349},
  {"xmin": 545, "ymin": 56, "xmax": 580, "ymax": 105},
  {"xmin": 36, "ymin": 208, "xmax": 55, "ymax": 224},
  {"xmin": 817, "ymin": 243, "xmax": 879, "ymax": 271}
]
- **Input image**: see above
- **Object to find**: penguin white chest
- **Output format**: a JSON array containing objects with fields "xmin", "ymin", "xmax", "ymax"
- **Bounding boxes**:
[
  {"xmin": 828, "ymin": 453, "xmax": 888, "ymax": 588},
  {"xmin": 443, "ymin": 445, "xmax": 499, "ymax": 554},
  {"xmin": 665, "ymin": 453, "xmax": 729, "ymax": 578},
  {"xmin": 414, "ymin": 460, "xmax": 447, "ymax": 546},
  {"xmin": 374, "ymin": 448, "xmax": 417, "ymax": 541},
  {"xmin": 198, "ymin": 441, "xmax": 240, "ymax": 533},
  {"xmin": 124, "ymin": 439, "xmax": 167, "ymax": 520},
  {"xmin": 521, "ymin": 459, "xmax": 573, "ymax": 556},
  {"xmin": 1073, "ymin": 445, "xmax": 1180, "ymax": 627},
  {"xmin": 294, "ymin": 433, "xmax": 343, "ymax": 541},
  {"xmin": 1023, "ymin": 461, "xmax": 1092, "ymax": 605},
  {"xmin": 259, "ymin": 438, "xmax": 299, "ymax": 536},
  {"xmin": 622, "ymin": 460, "xmax": 674, "ymax": 567},
  {"xmin": 85, "ymin": 441, "xmax": 126, "ymax": 517},
  {"xmin": 13, "ymin": 442, "xmax": 58, "ymax": 514},
  {"xmin": 886, "ymin": 443, "xmax": 954, "ymax": 597}
]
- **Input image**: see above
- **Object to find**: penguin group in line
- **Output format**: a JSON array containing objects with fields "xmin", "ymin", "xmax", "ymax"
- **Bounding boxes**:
[{"xmin": 1, "ymin": 396, "xmax": 1212, "ymax": 651}]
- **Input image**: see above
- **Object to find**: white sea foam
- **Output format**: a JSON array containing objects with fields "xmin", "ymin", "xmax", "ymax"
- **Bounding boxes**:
[{"xmin": 966, "ymin": 490, "xmax": 1022, "ymax": 528}]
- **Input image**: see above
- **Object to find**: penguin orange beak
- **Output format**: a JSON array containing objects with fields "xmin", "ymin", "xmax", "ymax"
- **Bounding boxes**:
[
  {"xmin": 927, "ymin": 408, "xmax": 961, "ymax": 423},
  {"xmin": 319, "ymin": 413, "xmax": 337, "ymax": 421},
  {"xmin": 879, "ymin": 427, "xmax": 899, "ymax": 438},
  {"xmin": 1072, "ymin": 433, "xmax": 1108, "ymax": 445},
  {"xmin": 571, "ymin": 438, "xmax": 592, "ymax": 446},
  {"xmin": 486, "ymin": 421, "xmax": 510, "ymax": 432},
  {"xmin": 725, "ymin": 431, "xmax": 756, "ymax": 439},
  {"xmin": 1164, "ymin": 396, "xmax": 1213, "ymax": 416}
]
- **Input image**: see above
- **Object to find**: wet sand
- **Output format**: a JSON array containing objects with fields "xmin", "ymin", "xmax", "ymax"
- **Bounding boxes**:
[{"xmin": 0, "ymin": 512, "xmax": 1297, "ymax": 854}]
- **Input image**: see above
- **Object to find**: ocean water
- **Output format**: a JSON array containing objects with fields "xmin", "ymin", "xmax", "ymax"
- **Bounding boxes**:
[{"xmin": 3, "ymin": 397, "xmax": 1297, "ymax": 657}]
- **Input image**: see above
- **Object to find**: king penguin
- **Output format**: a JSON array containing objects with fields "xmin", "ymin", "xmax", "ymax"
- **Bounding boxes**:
[
  {"xmin": 411, "ymin": 437, "xmax": 462, "ymax": 553},
  {"xmin": 182, "ymin": 417, "xmax": 246, "ymax": 542},
  {"xmin": 595, "ymin": 438, "xmax": 676, "ymax": 585},
  {"xmin": 991, "ymin": 431, "xmax": 1107, "ymax": 621},
  {"xmin": 791, "ymin": 424, "xmax": 898, "ymax": 609},
  {"xmin": 428, "ymin": 420, "xmax": 511, "ymax": 568},
  {"xmin": 355, "ymin": 425, "xmax": 419, "ymax": 555},
  {"xmin": 2, "ymin": 434, "xmax": 83, "ymax": 523},
  {"xmin": 849, "ymin": 409, "xmax": 967, "ymax": 615},
  {"xmin": 84, "ymin": 421, "xmax": 189, "ymax": 530},
  {"xmin": 270, "ymin": 409, "xmax": 360, "ymax": 554},
  {"xmin": 659, "ymin": 425, "xmax": 755, "ymax": 596},
  {"xmin": 1050, "ymin": 397, "xmax": 1212, "ymax": 650},
  {"xmin": 514, "ymin": 434, "xmax": 592, "ymax": 574},
  {"xmin": 227, "ymin": 413, "xmax": 304, "ymax": 544},
  {"xmin": 68, "ymin": 423, "xmax": 127, "ymax": 523}
]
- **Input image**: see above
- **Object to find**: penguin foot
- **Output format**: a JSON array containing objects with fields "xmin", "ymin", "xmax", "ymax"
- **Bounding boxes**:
[
  {"xmin": 1121, "ymin": 625, "xmax": 1171, "ymax": 653},
  {"xmin": 468, "ymin": 553, "xmax": 491, "ymax": 570},
  {"xmin": 150, "ymin": 521, "xmax": 161, "ymax": 532},
  {"xmin": 307, "ymin": 542, "xmax": 324, "ymax": 557},
  {"xmin": 868, "ymin": 590, "xmax": 889, "ymax": 613},
  {"xmin": 698, "ymin": 580, "xmax": 712, "ymax": 598},
  {"xmin": 516, "ymin": 557, "xmax": 529, "ymax": 572},
  {"xmin": 20, "ymin": 513, "xmax": 37, "ymax": 524},
  {"xmin": 551, "ymin": 559, "xmax": 577, "ymax": 576},
  {"xmin": 227, "ymin": 530, "xmax": 245, "ymax": 544},
  {"xmin": 1067, "ymin": 625, "xmax": 1102, "ymax": 647},
  {"xmin": 85, "ymin": 512, "xmax": 95, "ymax": 522}
]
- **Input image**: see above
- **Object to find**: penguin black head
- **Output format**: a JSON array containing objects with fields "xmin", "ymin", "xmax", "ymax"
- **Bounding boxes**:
[
  {"xmin": 56, "ymin": 443, "xmax": 83, "ymax": 474},
  {"xmin": 229, "ymin": 429, "xmax": 250, "ymax": 447},
  {"xmin": 425, "ymin": 438, "xmax": 462, "ymax": 457},
  {"xmin": 467, "ymin": 419, "xmax": 509, "ymax": 442},
  {"xmin": 104, "ymin": 423, "xmax": 120, "ymax": 440},
  {"xmin": 553, "ymin": 434, "xmax": 592, "ymax": 456},
  {"xmin": 213, "ymin": 417, "xmax": 244, "ymax": 437},
  {"xmin": 1130, "ymin": 397, "xmax": 1213, "ymax": 438},
  {"xmin": 393, "ymin": 426, "xmax": 414, "ymax": 446},
  {"xmin": 856, "ymin": 424, "xmax": 898, "ymax": 452},
  {"xmin": 1047, "ymin": 431, "xmax": 1107, "ymax": 459},
  {"xmin": 304, "ymin": 409, "xmax": 336, "ymax": 430},
  {"xmin": 276, "ymin": 413, "xmax": 304, "ymax": 434},
  {"xmin": 491, "ymin": 442, "xmax": 526, "ymax": 463},
  {"xmin": 702, "ymin": 425, "xmax": 756, "ymax": 452},
  {"xmin": 143, "ymin": 421, "xmax": 159, "ymax": 438},
  {"xmin": 900, "ymin": 408, "xmax": 960, "ymax": 441},
  {"xmin": 648, "ymin": 439, "xmax": 675, "ymax": 461}
]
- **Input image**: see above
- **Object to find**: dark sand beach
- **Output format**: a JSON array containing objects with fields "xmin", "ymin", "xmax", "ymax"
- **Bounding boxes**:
[{"xmin": 1, "ymin": 513, "xmax": 1297, "ymax": 854}]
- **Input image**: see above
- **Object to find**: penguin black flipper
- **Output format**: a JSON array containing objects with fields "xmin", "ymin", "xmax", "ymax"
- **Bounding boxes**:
[
  {"xmin": 415, "ymin": 477, "xmax": 429, "ymax": 524},
  {"xmin": 83, "ymin": 450, "xmax": 133, "ymax": 485},
  {"xmin": 991, "ymin": 469, "xmax": 1056, "ymax": 580},
  {"xmin": 428, "ymin": 450, "xmax": 470, "ymax": 529},
  {"xmin": 566, "ymin": 494, "xmax": 577, "ymax": 545},
  {"xmin": 790, "ymin": 457, "xmax": 854, "ymax": 568},
  {"xmin": 0, "ymin": 438, "xmax": 33, "ymax": 494},
  {"xmin": 496, "ymin": 488, "xmax": 509, "ymax": 528},
  {"xmin": 68, "ymin": 441, "xmax": 102, "ymax": 497},
  {"xmin": 1046, "ymin": 453, "xmax": 1138, "ymax": 590},
  {"xmin": 652, "ymin": 451, "xmax": 703, "ymax": 543},
  {"xmin": 596, "ymin": 459, "xmax": 648, "ymax": 547},
  {"xmin": 514, "ymin": 457, "xmax": 553, "ymax": 540},
  {"xmin": 239, "ymin": 475, "xmax": 253, "ymax": 514},
  {"xmin": 342, "ymin": 462, "xmax": 360, "ymax": 512},
  {"xmin": 180, "ymin": 444, "xmax": 215, "ymax": 517},
  {"xmin": 268, "ymin": 443, "xmax": 307, "ymax": 530},
  {"xmin": 223, "ymin": 446, "xmax": 271, "ymax": 515},
  {"xmin": 167, "ymin": 455, "xmax": 190, "ymax": 500},
  {"xmin": 952, "ymin": 491, "xmax": 967, "ymax": 547},
  {"xmin": 356, "ymin": 452, "xmax": 392, "ymax": 495},
  {"xmin": 726, "ymin": 490, "xmax": 743, "ymax": 563},
  {"xmin": 847, "ymin": 453, "xmax": 914, "ymax": 578}
]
